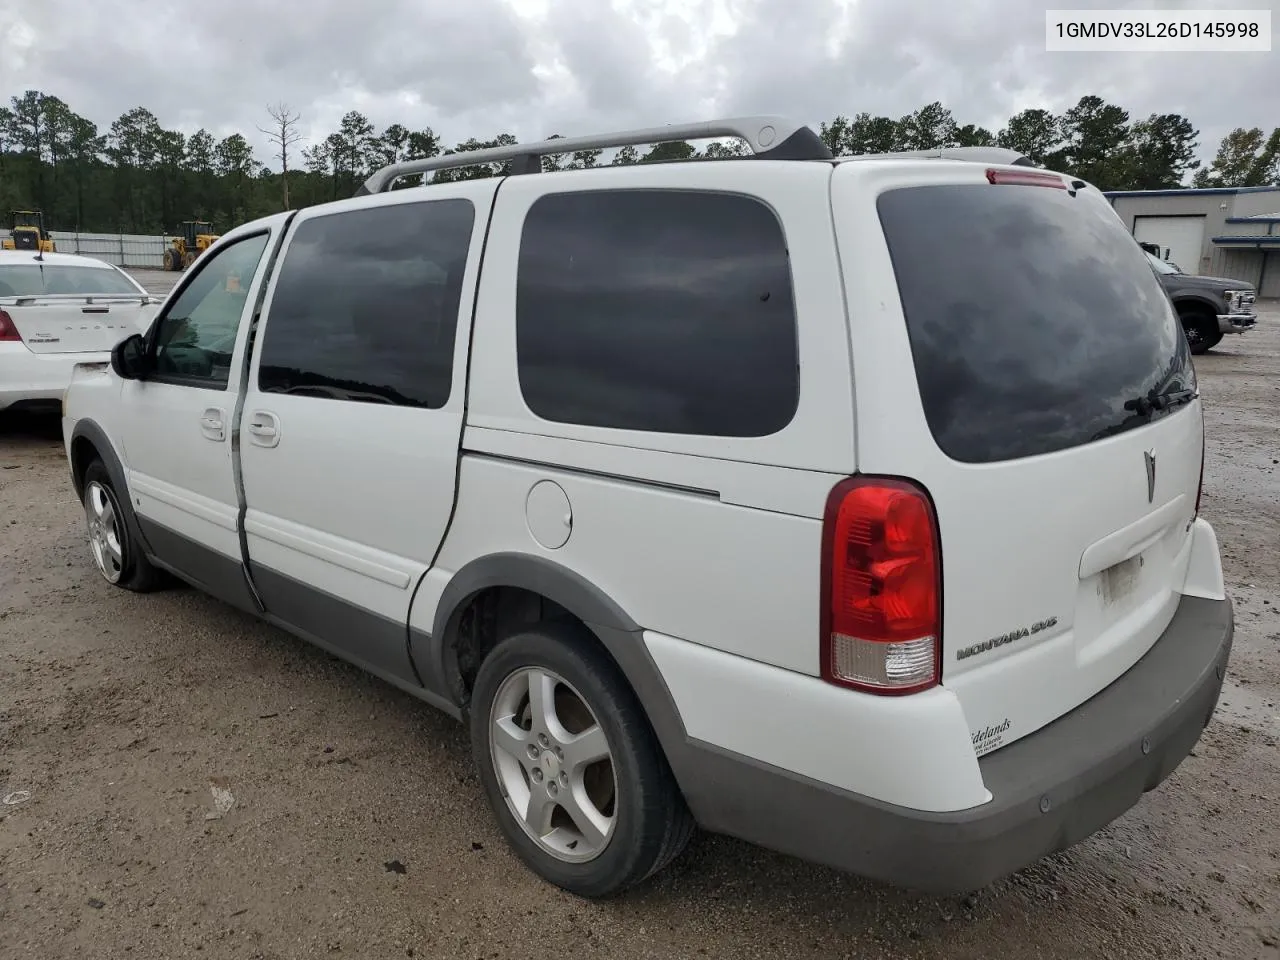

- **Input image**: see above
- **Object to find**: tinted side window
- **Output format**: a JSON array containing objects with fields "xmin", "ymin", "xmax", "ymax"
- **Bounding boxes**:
[
  {"xmin": 516, "ymin": 190, "xmax": 799, "ymax": 437},
  {"xmin": 257, "ymin": 199, "xmax": 475, "ymax": 408},
  {"xmin": 152, "ymin": 232, "xmax": 270, "ymax": 387}
]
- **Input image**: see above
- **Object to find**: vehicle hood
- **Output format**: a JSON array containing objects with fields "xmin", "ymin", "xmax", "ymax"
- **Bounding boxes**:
[{"xmin": 1164, "ymin": 273, "xmax": 1255, "ymax": 293}]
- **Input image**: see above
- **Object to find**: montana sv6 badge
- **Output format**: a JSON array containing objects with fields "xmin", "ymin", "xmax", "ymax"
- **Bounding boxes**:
[{"xmin": 956, "ymin": 616, "xmax": 1059, "ymax": 661}]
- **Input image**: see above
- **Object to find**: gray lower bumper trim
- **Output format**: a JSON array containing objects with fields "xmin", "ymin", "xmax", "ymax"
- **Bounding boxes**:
[{"xmin": 672, "ymin": 594, "xmax": 1233, "ymax": 894}]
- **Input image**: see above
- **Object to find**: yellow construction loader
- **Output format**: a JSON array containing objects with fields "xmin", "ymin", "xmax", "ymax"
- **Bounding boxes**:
[
  {"xmin": 164, "ymin": 220, "xmax": 220, "ymax": 270},
  {"xmin": 2, "ymin": 210, "xmax": 57, "ymax": 253}
]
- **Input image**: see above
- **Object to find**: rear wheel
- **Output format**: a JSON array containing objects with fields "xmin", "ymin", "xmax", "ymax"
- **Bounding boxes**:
[
  {"xmin": 82, "ymin": 460, "xmax": 165, "ymax": 592},
  {"xmin": 470, "ymin": 623, "xmax": 694, "ymax": 898},
  {"xmin": 1179, "ymin": 306, "xmax": 1222, "ymax": 355}
]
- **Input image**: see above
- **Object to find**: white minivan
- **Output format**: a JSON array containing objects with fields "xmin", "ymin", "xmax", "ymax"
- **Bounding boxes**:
[{"xmin": 61, "ymin": 116, "xmax": 1233, "ymax": 899}]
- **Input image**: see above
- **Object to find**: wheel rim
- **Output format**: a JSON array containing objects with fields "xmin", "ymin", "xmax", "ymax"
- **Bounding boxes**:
[
  {"xmin": 1184, "ymin": 316, "xmax": 1210, "ymax": 347},
  {"xmin": 84, "ymin": 481, "xmax": 125, "ymax": 584},
  {"xmin": 489, "ymin": 666, "xmax": 617, "ymax": 863}
]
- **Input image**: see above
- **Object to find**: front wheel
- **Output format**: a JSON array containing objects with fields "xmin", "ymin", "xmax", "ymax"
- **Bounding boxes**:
[
  {"xmin": 470, "ymin": 624, "xmax": 693, "ymax": 898},
  {"xmin": 82, "ymin": 460, "xmax": 165, "ymax": 592},
  {"xmin": 1180, "ymin": 308, "xmax": 1222, "ymax": 355}
]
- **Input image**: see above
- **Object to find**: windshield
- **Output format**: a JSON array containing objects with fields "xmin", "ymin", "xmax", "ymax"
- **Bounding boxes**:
[
  {"xmin": 877, "ymin": 182, "xmax": 1195, "ymax": 464},
  {"xmin": 0, "ymin": 264, "xmax": 143, "ymax": 298},
  {"xmin": 1145, "ymin": 251, "xmax": 1181, "ymax": 275}
]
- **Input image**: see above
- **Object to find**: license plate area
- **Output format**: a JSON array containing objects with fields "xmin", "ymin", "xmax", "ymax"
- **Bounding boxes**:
[
  {"xmin": 1099, "ymin": 553, "xmax": 1144, "ymax": 608},
  {"xmin": 1075, "ymin": 545, "xmax": 1172, "ymax": 668}
]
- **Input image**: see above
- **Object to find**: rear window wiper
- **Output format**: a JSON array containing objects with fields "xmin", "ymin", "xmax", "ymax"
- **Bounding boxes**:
[
  {"xmin": 1123, "ymin": 386, "xmax": 1198, "ymax": 417},
  {"xmin": 1090, "ymin": 386, "xmax": 1198, "ymax": 444},
  {"xmin": 1155, "ymin": 387, "xmax": 1198, "ymax": 410}
]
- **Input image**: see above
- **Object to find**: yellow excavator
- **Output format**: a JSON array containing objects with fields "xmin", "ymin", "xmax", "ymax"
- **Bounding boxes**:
[
  {"xmin": 3, "ymin": 210, "xmax": 57, "ymax": 253},
  {"xmin": 164, "ymin": 220, "xmax": 220, "ymax": 271}
]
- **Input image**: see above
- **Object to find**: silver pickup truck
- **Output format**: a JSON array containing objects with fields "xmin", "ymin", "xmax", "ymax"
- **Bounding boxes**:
[{"xmin": 1143, "ymin": 250, "xmax": 1258, "ymax": 355}]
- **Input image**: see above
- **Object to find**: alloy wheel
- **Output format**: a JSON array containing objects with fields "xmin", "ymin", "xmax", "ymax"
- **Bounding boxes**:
[
  {"xmin": 488, "ymin": 666, "xmax": 618, "ymax": 863},
  {"xmin": 84, "ymin": 480, "xmax": 125, "ymax": 584}
]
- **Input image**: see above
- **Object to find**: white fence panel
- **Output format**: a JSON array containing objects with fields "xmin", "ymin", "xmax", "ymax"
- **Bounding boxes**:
[{"xmin": 48, "ymin": 231, "xmax": 171, "ymax": 269}]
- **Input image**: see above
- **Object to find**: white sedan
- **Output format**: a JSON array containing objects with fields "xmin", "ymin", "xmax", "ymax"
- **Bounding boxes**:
[{"xmin": 0, "ymin": 250, "xmax": 161, "ymax": 413}]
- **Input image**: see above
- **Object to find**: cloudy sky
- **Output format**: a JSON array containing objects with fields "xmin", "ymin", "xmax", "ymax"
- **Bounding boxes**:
[{"xmin": 2, "ymin": 0, "xmax": 1276, "ymax": 170}]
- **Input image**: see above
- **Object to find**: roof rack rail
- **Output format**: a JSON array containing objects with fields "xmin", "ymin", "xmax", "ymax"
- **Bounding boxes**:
[
  {"xmin": 869, "ymin": 146, "xmax": 1037, "ymax": 167},
  {"xmin": 354, "ymin": 115, "xmax": 834, "ymax": 195}
]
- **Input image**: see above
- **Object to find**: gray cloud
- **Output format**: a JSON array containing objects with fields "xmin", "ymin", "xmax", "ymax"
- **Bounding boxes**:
[{"xmin": 2, "ymin": 0, "xmax": 1275, "ymax": 170}]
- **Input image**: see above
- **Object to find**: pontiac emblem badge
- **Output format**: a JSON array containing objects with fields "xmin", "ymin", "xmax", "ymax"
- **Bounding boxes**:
[{"xmin": 1144, "ymin": 450, "xmax": 1156, "ymax": 503}]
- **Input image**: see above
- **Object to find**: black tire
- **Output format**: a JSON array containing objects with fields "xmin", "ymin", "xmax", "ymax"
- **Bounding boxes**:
[
  {"xmin": 81, "ymin": 459, "xmax": 166, "ymax": 592},
  {"xmin": 470, "ymin": 622, "xmax": 694, "ymax": 898},
  {"xmin": 1179, "ymin": 307, "xmax": 1221, "ymax": 355}
]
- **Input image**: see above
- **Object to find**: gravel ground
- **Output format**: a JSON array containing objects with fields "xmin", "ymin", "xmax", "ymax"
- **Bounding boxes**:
[{"xmin": 1, "ymin": 275, "xmax": 1278, "ymax": 960}]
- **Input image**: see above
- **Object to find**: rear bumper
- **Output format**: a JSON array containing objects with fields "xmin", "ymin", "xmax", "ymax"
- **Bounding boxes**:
[
  {"xmin": 671, "ymin": 594, "xmax": 1232, "ymax": 894},
  {"xmin": 1217, "ymin": 312, "xmax": 1257, "ymax": 334},
  {"xmin": 0, "ymin": 344, "xmax": 109, "ymax": 412}
]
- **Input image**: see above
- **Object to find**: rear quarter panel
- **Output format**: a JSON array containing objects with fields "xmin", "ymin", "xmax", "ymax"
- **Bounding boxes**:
[{"xmin": 414, "ymin": 160, "xmax": 859, "ymax": 675}]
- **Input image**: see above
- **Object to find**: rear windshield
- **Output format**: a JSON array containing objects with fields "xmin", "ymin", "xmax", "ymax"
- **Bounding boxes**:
[
  {"xmin": 0, "ymin": 264, "xmax": 141, "ymax": 298},
  {"xmin": 877, "ymin": 183, "xmax": 1195, "ymax": 463}
]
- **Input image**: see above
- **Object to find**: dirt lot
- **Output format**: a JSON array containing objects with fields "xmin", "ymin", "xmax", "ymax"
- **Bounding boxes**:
[{"xmin": 1, "ymin": 276, "xmax": 1278, "ymax": 960}]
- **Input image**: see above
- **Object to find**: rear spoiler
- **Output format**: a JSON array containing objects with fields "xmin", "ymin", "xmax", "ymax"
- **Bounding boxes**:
[
  {"xmin": 3, "ymin": 293, "xmax": 160, "ymax": 307},
  {"xmin": 869, "ymin": 146, "xmax": 1037, "ymax": 167}
]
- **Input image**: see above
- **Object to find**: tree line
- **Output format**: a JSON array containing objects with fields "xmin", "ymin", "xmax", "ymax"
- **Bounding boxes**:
[{"xmin": 1, "ymin": 88, "xmax": 1277, "ymax": 236}]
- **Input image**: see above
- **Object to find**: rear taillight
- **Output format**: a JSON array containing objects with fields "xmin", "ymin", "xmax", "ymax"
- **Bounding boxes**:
[
  {"xmin": 820, "ymin": 476, "xmax": 941, "ymax": 695},
  {"xmin": 985, "ymin": 168, "xmax": 1067, "ymax": 189},
  {"xmin": 0, "ymin": 309, "xmax": 21, "ymax": 342}
]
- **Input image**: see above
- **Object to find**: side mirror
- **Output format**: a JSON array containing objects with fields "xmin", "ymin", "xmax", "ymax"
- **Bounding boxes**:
[{"xmin": 111, "ymin": 333, "xmax": 150, "ymax": 380}]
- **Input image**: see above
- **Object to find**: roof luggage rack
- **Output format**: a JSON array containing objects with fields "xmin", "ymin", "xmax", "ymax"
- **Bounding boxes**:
[
  {"xmin": 354, "ymin": 116, "xmax": 834, "ymax": 195},
  {"xmin": 353, "ymin": 117, "xmax": 1039, "ymax": 196}
]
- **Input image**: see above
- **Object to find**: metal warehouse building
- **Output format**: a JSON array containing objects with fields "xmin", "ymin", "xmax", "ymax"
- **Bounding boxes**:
[{"xmin": 1104, "ymin": 185, "xmax": 1280, "ymax": 299}]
